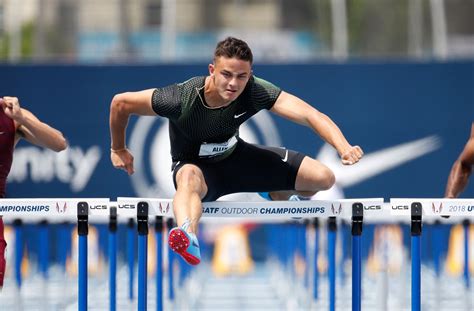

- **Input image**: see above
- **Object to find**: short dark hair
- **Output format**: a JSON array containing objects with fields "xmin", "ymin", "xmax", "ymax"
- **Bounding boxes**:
[{"xmin": 214, "ymin": 37, "xmax": 253, "ymax": 64}]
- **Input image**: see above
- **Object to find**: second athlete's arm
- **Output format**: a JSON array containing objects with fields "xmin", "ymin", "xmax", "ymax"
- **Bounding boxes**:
[
  {"xmin": 1, "ymin": 97, "xmax": 67, "ymax": 151},
  {"xmin": 445, "ymin": 123, "xmax": 474, "ymax": 198}
]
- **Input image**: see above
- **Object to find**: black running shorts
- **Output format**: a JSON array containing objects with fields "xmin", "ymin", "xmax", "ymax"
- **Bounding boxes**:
[{"xmin": 172, "ymin": 138, "xmax": 306, "ymax": 201}]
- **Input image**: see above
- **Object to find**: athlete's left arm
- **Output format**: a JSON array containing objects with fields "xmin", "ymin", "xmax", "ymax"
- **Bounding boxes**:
[
  {"xmin": 1, "ymin": 97, "xmax": 67, "ymax": 152},
  {"xmin": 270, "ymin": 91, "xmax": 363, "ymax": 165},
  {"xmin": 15, "ymin": 108, "xmax": 68, "ymax": 152}
]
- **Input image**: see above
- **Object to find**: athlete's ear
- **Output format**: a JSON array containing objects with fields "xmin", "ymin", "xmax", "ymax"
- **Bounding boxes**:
[{"xmin": 209, "ymin": 63, "xmax": 215, "ymax": 76}]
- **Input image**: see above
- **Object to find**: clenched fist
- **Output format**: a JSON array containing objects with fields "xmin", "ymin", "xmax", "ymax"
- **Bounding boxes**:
[
  {"xmin": 1, "ymin": 96, "xmax": 25, "ymax": 123},
  {"xmin": 340, "ymin": 145, "xmax": 364, "ymax": 165},
  {"xmin": 111, "ymin": 148, "xmax": 135, "ymax": 175}
]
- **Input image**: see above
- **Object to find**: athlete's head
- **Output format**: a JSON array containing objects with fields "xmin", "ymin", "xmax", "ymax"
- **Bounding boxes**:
[
  {"xmin": 209, "ymin": 37, "xmax": 253, "ymax": 103},
  {"xmin": 213, "ymin": 37, "xmax": 253, "ymax": 64}
]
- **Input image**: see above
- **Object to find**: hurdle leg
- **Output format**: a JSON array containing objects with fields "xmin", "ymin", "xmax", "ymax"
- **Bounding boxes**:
[
  {"xmin": 137, "ymin": 202, "xmax": 149, "ymax": 311},
  {"xmin": 155, "ymin": 216, "xmax": 163, "ymax": 311},
  {"xmin": 328, "ymin": 217, "xmax": 337, "ymax": 311},
  {"xmin": 302, "ymin": 220, "xmax": 309, "ymax": 290},
  {"xmin": 432, "ymin": 221, "xmax": 442, "ymax": 311},
  {"xmin": 462, "ymin": 219, "xmax": 470, "ymax": 289},
  {"xmin": 13, "ymin": 219, "xmax": 23, "ymax": 288},
  {"xmin": 351, "ymin": 203, "xmax": 363, "ymax": 311},
  {"xmin": 108, "ymin": 207, "xmax": 117, "ymax": 311},
  {"xmin": 313, "ymin": 218, "xmax": 320, "ymax": 301},
  {"xmin": 77, "ymin": 202, "xmax": 89, "ymax": 311},
  {"xmin": 411, "ymin": 202, "xmax": 422, "ymax": 311},
  {"xmin": 39, "ymin": 220, "xmax": 50, "ymax": 279},
  {"xmin": 166, "ymin": 218, "xmax": 175, "ymax": 302},
  {"xmin": 58, "ymin": 222, "xmax": 71, "ymax": 273},
  {"xmin": 462, "ymin": 219, "xmax": 471, "ymax": 310},
  {"xmin": 127, "ymin": 218, "xmax": 135, "ymax": 301}
]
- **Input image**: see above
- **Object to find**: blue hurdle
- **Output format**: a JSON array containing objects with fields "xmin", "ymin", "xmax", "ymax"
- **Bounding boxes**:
[
  {"xmin": 463, "ymin": 219, "xmax": 471, "ymax": 289},
  {"xmin": 351, "ymin": 203, "xmax": 363, "ymax": 311},
  {"xmin": 108, "ymin": 207, "xmax": 117, "ymax": 311},
  {"xmin": 77, "ymin": 202, "xmax": 88, "ymax": 311},
  {"xmin": 155, "ymin": 216, "xmax": 164, "ymax": 311},
  {"xmin": 312, "ymin": 218, "xmax": 320, "ymax": 302},
  {"xmin": 137, "ymin": 202, "xmax": 149, "ymax": 311},
  {"xmin": 411, "ymin": 202, "xmax": 423, "ymax": 311},
  {"xmin": 126, "ymin": 218, "xmax": 135, "ymax": 301}
]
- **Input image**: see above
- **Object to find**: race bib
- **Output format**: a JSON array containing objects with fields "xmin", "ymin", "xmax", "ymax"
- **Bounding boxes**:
[{"xmin": 199, "ymin": 136, "xmax": 238, "ymax": 157}]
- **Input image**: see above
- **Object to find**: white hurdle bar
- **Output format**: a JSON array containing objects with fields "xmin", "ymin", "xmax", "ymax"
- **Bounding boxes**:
[{"xmin": 0, "ymin": 197, "xmax": 472, "ymax": 311}]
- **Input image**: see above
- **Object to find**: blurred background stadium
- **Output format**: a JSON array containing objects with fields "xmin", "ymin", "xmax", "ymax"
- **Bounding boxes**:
[
  {"xmin": 0, "ymin": 0, "xmax": 473, "ymax": 62},
  {"xmin": 0, "ymin": 0, "xmax": 473, "ymax": 310}
]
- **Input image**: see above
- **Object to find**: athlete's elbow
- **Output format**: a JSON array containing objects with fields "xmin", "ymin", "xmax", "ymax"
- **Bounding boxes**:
[
  {"xmin": 53, "ymin": 134, "xmax": 68, "ymax": 152},
  {"xmin": 110, "ymin": 93, "xmax": 130, "ymax": 116},
  {"xmin": 460, "ymin": 161, "xmax": 472, "ymax": 177}
]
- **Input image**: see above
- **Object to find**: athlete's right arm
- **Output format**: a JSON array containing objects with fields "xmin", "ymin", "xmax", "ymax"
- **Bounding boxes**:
[
  {"xmin": 445, "ymin": 123, "xmax": 474, "ymax": 198},
  {"xmin": 109, "ymin": 89, "xmax": 157, "ymax": 175}
]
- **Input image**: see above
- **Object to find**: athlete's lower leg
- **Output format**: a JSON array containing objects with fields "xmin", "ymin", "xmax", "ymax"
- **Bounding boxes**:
[
  {"xmin": 173, "ymin": 165, "xmax": 207, "ymax": 233},
  {"xmin": 173, "ymin": 189, "xmax": 202, "ymax": 233},
  {"xmin": 170, "ymin": 165, "xmax": 207, "ymax": 265}
]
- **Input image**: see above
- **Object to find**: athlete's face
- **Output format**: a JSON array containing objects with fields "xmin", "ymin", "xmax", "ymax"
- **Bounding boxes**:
[{"xmin": 209, "ymin": 56, "xmax": 252, "ymax": 103}]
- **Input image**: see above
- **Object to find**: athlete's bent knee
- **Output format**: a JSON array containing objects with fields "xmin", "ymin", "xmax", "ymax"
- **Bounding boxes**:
[
  {"xmin": 319, "ymin": 167, "xmax": 336, "ymax": 190},
  {"xmin": 176, "ymin": 165, "xmax": 205, "ymax": 192}
]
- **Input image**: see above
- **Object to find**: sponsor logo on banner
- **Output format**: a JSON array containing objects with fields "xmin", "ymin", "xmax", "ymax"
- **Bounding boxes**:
[
  {"xmin": 118, "ymin": 204, "xmax": 135, "ymax": 209},
  {"xmin": 364, "ymin": 205, "xmax": 382, "ymax": 210},
  {"xmin": 331, "ymin": 203, "xmax": 342, "ymax": 215},
  {"xmin": 392, "ymin": 205, "xmax": 409, "ymax": 210},
  {"xmin": 56, "ymin": 202, "xmax": 68, "ymax": 213},
  {"xmin": 159, "ymin": 202, "xmax": 170, "ymax": 214},
  {"xmin": 90, "ymin": 205, "xmax": 107, "ymax": 210},
  {"xmin": 432, "ymin": 203, "xmax": 443, "ymax": 214}
]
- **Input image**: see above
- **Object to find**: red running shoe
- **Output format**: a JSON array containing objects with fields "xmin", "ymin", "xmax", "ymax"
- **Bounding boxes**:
[{"xmin": 168, "ymin": 227, "xmax": 201, "ymax": 265}]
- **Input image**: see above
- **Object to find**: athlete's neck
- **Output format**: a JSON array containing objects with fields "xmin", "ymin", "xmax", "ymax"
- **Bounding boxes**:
[{"xmin": 204, "ymin": 76, "xmax": 232, "ymax": 108}]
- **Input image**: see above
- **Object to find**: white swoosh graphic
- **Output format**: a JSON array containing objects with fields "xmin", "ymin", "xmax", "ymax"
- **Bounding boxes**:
[
  {"xmin": 234, "ymin": 112, "xmax": 246, "ymax": 119},
  {"xmin": 317, "ymin": 135, "xmax": 442, "ymax": 187},
  {"xmin": 281, "ymin": 150, "xmax": 289, "ymax": 162}
]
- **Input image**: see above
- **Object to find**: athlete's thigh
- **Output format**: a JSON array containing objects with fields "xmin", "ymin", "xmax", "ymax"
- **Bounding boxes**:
[
  {"xmin": 220, "ymin": 141, "xmax": 305, "ymax": 194},
  {"xmin": 172, "ymin": 161, "xmax": 221, "ymax": 202},
  {"xmin": 294, "ymin": 156, "xmax": 335, "ymax": 191}
]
